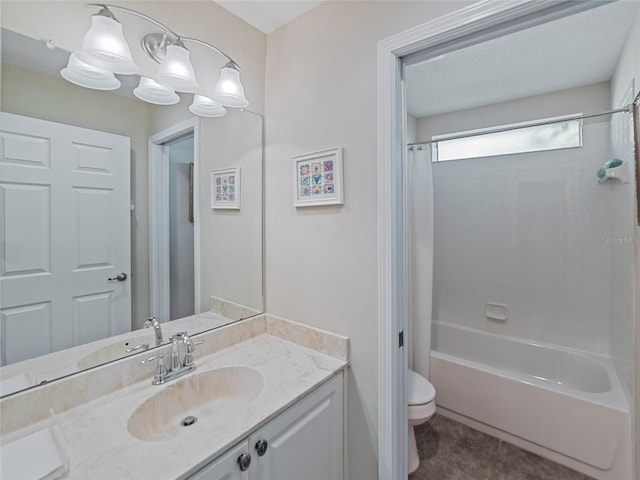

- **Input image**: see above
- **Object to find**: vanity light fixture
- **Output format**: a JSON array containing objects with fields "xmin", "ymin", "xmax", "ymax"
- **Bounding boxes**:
[
  {"xmin": 212, "ymin": 61, "xmax": 249, "ymax": 108},
  {"xmin": 77, "ymin": 6, "xmax": 138, "ymax": 74},
  {"xmin": 189, "ymin": 95, "xmax": 227, "ymax": 118},
  {"xmin": 63, "ymin": 3, "xmax": 249, "ymax": 112},
  {"xmin": 61, "ymin": 52, "xmax": 122, "ymax": 91},
  {"xmin": 153, "ymin": 43, "xmax": 199, "ymax": 93},
  {"xmin": 133, "ymin": 77, "xmax": 180, "ymax": 106}
]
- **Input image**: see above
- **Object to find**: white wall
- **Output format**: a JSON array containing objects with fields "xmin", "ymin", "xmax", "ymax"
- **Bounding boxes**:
[
  {"xmin": 610, "ymin": 7, "xmax": 640, "ymax": 477},
  {"xmin": 264, "ymin": 2, "xmax": 472, "ymax": 478},
  {"xmin": 420, "ymin": 84, "xmax": 616, "ymax": 354},
  {"xmin": 407, "ymin": 114, "xmax": 418, "ymax": 144},
  {"xmin": 418, "ymin": 82, "xmax": 611, "ymax": 140},
  {"xmin": 197, "ymin": 110, "xmax": 263, "ymax": 314}
]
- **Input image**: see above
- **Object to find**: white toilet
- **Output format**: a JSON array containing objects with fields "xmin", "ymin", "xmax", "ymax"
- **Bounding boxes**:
[{"xmin": 407, "ymin": 369, "xmax": 436, "ymax": 474}]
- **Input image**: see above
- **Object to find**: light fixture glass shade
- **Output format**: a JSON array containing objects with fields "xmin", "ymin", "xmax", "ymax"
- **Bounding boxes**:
[
  {"xmin": 77, "ymin": 15, "xmax": 139, "ymax": 75},
  {"xmin": 133, "ymin": 77, "xmax": 180, "ymax": 105},
  {"xmin": 211, "ymin": 63, "xmax": 249, "ymax": 108},
  {"xmin": 189, "ymin": 95, "xmax": 227, "ymax": 117},
  {"xmin": 153, "ymin": 45, "xmax": 199, "ymax": 93},
  {"xmin": 60, "ymin": 53, "xmax": 121, "ymax": 91}
]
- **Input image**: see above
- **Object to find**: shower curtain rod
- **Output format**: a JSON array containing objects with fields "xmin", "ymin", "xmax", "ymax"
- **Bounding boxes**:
[{"xmin": 407, "ymin": 103, "xmax": 633, "ymax": 148}]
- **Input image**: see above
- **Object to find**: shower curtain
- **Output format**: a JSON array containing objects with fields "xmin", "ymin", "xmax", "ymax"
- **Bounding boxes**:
[{"xmin": 407, "ymin": 146, "xmax": 434, "ymax": 379}]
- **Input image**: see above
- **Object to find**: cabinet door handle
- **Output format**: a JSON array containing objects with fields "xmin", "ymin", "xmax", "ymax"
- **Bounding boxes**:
[
  {"xmin": 255, "ymin": 439, "xmax": 268, "ymax": 456},
  {"xmin": 237, "ymin": 452, "xmax": 251, "ymax": 472}
]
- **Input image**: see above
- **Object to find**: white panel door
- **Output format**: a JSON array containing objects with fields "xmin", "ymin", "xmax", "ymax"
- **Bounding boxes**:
[{"xmin": 0, "ymin": 112, "xmax": 131, "ymax": 365}]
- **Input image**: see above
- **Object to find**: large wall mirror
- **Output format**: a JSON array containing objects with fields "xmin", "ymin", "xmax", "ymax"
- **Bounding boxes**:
[{"xmin": 0, "ymin": 4, "xmax": 264, "ymax": 397}]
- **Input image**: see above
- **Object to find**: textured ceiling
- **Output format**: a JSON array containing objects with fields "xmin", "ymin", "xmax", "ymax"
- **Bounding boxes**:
[{"xmin": 405, "ymin": 1, "xmax": 640, "ymax": 118}]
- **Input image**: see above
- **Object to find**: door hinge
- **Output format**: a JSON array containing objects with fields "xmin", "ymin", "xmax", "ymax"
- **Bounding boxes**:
[{"xmin": 399, "ymin": 331, "xmax": 404, "ymax": 348}]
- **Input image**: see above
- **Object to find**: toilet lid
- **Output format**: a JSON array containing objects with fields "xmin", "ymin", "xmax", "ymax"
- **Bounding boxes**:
[{"xmin": 407, "ymin": 370, "xmax": 436, "ymax": 405}]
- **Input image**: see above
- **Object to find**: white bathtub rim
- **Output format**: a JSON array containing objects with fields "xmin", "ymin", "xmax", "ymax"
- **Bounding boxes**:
[
  {"xmin": 433, "ymin": 320, "xmax": 612, "ymax": 364},
  {"xmin": 431, "ymin": 320, "xmax": 628, "ymax": 410},
  {"xmin": 430, "ymin": 350, "xmax": 628, "ymax": 412}
]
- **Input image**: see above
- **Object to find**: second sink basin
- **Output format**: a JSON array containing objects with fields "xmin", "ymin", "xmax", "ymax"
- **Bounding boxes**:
[{"xmin": 127, "ymin": 366, "xmax": 264, "ymax": 442}]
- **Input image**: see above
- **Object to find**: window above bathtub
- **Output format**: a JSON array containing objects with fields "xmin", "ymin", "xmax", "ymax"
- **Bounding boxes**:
[{"xmin": 431, "ymin": 114, "xmax": 583, "ymax": 162}]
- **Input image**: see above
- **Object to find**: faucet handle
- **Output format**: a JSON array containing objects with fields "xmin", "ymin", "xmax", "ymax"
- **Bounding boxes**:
[
  {"xmin": 140, "ymin": 354, "xmax": 167, "ymax": 385},
  {"xmin": 126, "ymin": 343, "xmax": 149, "ymax": 354},
  {"xmin": 183, "ymin": 337, "xmax": 204, "ymax": 368}
]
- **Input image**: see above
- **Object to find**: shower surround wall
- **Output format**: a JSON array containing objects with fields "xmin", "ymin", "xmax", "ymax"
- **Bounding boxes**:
[
  {"xmin": 609, "ymin": 8, "xmax": 640, "ymax": 472},
  {"xmin": 418, "ymin": 82, "xmax": 621, "ymax": 355},
  {"xmin": 610, "ymin": 6, "xmax": 640, "ymax": 420}
]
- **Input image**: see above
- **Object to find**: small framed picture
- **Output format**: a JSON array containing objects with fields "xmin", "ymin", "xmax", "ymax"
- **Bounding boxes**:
[
  {"xmin": 211, "ymin": 167, "xmax": 240, "ymax": 209},
  {"xmin": 292, "ymin": 147, "xmax": 343, "ymax": 207}
]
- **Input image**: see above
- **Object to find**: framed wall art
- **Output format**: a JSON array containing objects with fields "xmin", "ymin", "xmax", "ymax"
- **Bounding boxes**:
[
  {"xmin": 292, "ymin": 146, "xmax": 343, "ymax": 207},
  {"xmin": 211, "ymin": 167, "xmax": 240, "ymax": 209}
]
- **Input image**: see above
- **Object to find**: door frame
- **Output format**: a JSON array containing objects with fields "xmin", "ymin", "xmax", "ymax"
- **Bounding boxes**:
[
  {"xmin": 376, "ymin": 1, "xmax": 606, "ymax": 478},
  {"xmin": 149, "ymin": 118, "xmax": 201, "ymax": 323}
]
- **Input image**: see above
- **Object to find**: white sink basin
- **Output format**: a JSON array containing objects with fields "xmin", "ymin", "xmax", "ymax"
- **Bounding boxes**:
[
  {"xmin": 77, "ymin": 334, "xmax": 166, "ymax": 369},
  {"xmin": 127, "ymin": 366, "xmax": 264, "ymax": 442}
]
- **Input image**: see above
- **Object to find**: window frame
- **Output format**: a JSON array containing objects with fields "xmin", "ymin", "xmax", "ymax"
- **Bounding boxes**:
[{"xmin": 430, "ymin": 113, "xmax": 584, "ymax": 162}]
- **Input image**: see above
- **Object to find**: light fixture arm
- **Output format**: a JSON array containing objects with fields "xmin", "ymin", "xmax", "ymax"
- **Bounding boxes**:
[
  {"xmin": 181, "ymin": 37, "xmax": 240, "ymax": 70},
  {"xmin": 75, "ymin": 2, "xmax": 248, "ymax": 107},
  {"xmin": 86, "ymin": 3, "xmax": 240, "ymax": 68},
  {"xmin": 87, "ymin": 3, "xmax": 180, "ymax": 40}
]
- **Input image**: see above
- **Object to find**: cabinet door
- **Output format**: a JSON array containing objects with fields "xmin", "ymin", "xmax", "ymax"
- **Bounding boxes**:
[
  {"xmin": 249, "ymin": 373, "xmax": 344, "ymax": 480},
  {"xmin": 188, "ymin": 441, "xmax": 251, "ymax": 480}
]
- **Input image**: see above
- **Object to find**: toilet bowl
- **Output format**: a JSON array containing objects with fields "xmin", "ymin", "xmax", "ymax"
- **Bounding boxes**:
[{"xmin": 407, "ymin": 369, "xmax": 436, "ymax": 474}]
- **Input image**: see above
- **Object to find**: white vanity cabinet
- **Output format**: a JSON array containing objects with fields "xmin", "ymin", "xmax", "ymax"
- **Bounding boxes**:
[
  {"xmin": 189, "ymin": 442, "xmax": 250, "ymax": 480},
  {"xmin": 188, "ymin": 372, "xmax": 344, "ymax": 480}
]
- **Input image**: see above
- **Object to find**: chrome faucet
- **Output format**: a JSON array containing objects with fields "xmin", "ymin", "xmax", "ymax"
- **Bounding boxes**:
[
  {"xmin": 144, "ymin": 317, "xmax": 163, "ymax": 346},
  {"xmin": 169, "ymin": 332, "xmax": 202, "ymax": 370},
  {"xmin": 141, "ymin": 331, "xmax": 202, "ymax": 385}
]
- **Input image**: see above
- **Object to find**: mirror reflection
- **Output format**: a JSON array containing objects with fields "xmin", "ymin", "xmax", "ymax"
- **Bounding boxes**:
[{"xmin": 0, "ymin": 26, "xmax": 263, "ymax": 396}]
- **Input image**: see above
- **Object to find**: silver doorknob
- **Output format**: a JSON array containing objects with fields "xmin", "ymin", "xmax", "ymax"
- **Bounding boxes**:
[{"xmin": 108, "ymin": 273, "xmax": 128, "ymax": 281}]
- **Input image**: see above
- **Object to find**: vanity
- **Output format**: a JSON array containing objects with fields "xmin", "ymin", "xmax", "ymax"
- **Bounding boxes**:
[
  {"xmin": 0, "ymin": 315, "xmax": 349, "ymax": 480},
  {"xmin": 189, "ymin": 373, "xmax": 343, "ymax": 480}
]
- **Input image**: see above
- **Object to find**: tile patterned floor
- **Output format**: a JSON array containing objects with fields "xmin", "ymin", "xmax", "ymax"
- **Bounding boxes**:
[{"xmin": 409, "ymin": 414, "xmax": 596, "ymax": 480}]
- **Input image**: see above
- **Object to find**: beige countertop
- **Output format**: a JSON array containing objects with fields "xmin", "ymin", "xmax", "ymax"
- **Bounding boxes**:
[{"xmin": 0, "ymin": 315, "xmax": 348, "ymax": 480}]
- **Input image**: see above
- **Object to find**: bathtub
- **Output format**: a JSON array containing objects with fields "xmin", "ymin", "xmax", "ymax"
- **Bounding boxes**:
[{"xmin": 429, "ymin": 321, "xmax": 631, "ymax": 480}]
